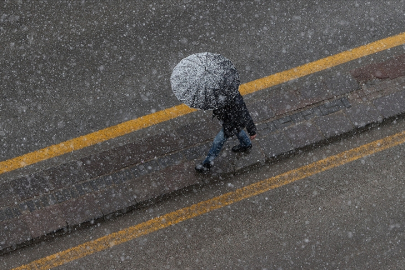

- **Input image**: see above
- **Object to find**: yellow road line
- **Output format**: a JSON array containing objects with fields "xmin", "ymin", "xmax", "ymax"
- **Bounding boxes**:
[
  {"xmin": 2, "ymin": 31, "xmax": 405, "ymax": 175},
  {"xmin": 0, "ymin": 104, "xmax": 196, "ymax": 175},
  {"xmin": 13, "ymin": 129, "xmax": 405, "ymax": 270},
  {"xmin": 240, "ymin": 31, "xmax": 405, "ymax": 95}
]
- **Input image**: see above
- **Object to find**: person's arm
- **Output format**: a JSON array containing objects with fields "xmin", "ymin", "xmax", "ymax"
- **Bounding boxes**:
[
  {"xmin": 236, "ymin": 94, "xmax": 257, "ymax": 138},
  {"xmin": 243, "ymin": 105, "xmax": 256, "ymax": 138},
  {"xmin": 246, "ymin": 117, "xmax": 256, "ymax": 138}
]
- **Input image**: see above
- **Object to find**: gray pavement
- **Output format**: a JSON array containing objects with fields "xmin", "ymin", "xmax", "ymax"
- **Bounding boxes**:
[
  {"xmin": 4, "ymin": 95, "xmax": 405, "ymax": 269},
  {"xmin": 2, "ymin": 0, "xmax": 405, "ymax": 160},
  {"xmin": 1, "ymin": 52, "xmax": 405, "ymax": 254},
  {"xmin": 65, "ymin": 124, "xmax": 405, "ymax": 270},
  {"xmin": 2, "ymin": 0, "xmax": 405, "ymax": 259}
]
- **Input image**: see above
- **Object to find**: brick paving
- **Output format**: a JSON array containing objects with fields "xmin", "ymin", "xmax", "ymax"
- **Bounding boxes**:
[{"xmin": 1, "ymin": 54, "xmax": 405, "ymax": 253}]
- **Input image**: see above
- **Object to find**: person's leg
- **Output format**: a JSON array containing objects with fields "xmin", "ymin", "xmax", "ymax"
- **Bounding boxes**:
[
  {"xmin": 236, "ymin": 129, "xmax": 251, "ymax": 147},
  {"xmin": 196, "ymin": 129, "xmax": 228, "ymax": 172},
  {"xmin": 203, "ymin": 129, "xmax": 228, "ymax": 164},
  {"xmin": 232, "ymin": 129, "xmax": 252, "ymax": 152}
]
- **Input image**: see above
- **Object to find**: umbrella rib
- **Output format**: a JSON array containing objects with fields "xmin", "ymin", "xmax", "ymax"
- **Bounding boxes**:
[
  {"xmin": 203, "ymin": 53, "xmax": 208, "ymax": 109},
  {"xmin": 203, "ymin": 78, "xmax": 209, "ymax": 110},
  {"xmin": 191, "ymin": 85, "xmax": 200, "ymax": 108}
]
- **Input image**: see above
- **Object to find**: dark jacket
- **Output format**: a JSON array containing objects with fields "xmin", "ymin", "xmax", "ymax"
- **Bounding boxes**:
[{"xmin": 213, "ymin": 93, "xmax": 256, "ymax": 138}]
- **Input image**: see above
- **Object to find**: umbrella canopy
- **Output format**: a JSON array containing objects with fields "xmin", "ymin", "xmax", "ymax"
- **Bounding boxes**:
[{"xmin": 170, "ymin": 52, "xmax": 240, "ymax": 110}]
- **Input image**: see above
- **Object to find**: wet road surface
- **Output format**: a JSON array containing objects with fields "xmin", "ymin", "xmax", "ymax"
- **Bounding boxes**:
[
  {"xmin": 4, "ymin": 109, "xmax": 405, "ymax": 269},
  {"xmin": 2, "ymin": 0, "xmax": 405, "ymax": 161}
]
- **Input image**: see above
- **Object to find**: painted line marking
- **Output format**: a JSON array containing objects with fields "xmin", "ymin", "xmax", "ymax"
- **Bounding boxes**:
[
  {"xmin": 1, "ymin": 31, "xmax": 405, "ymax": 175},
  {"xmin": 239, "ymin": 31, "xmax": 405, "ymax": 95},
  {"xmin": 12, "ymin": 129, "xmax": 405, "ymax": 270}
]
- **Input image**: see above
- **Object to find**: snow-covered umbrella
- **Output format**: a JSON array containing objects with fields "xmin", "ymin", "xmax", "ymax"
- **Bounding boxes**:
[{"xmin": 170, "ymin": 52, "xmax": 240, "ymax": 110}]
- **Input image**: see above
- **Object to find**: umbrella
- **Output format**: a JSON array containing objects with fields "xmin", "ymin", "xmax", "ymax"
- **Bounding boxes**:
[{"xmin": 170, "ymin": 52, "xmax": 240, "ymax": 110}]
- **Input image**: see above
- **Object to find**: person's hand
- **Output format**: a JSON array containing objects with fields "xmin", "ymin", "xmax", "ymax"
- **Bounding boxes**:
[{"xmin": 250, "ymin": 134, "xmax": 257, "ymax": 140}]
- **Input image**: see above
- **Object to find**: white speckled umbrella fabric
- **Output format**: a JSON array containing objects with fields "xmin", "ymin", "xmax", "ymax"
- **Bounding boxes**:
[{"xmin": 170, "ymin": 52, "xmax": 240, "ymax": 110}]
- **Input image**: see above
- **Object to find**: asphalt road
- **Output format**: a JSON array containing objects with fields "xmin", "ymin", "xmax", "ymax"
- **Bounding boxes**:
[
  {"xmin": 1, "ymin": 0, "xmax": 405, "ymax": 161},
  {"xmin": 3, "ymin": 107, "xmax": 405, "ymax": 269},
  {"xmin": 2, "ymin": 2, "xmax": 405, "ymax": 268}
]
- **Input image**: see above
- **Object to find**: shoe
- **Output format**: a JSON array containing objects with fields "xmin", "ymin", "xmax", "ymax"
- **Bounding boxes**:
[
  {"xmin": 195, "ymin": 161, "xmax": 213, "ymax": 173},
  {"xmin": 232, "ymin": 144, "xmax": 252, "ymax": 153}
]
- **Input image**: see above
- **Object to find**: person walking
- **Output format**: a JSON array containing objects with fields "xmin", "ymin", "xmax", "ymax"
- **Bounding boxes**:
[
  {"xmin": 170, "ymin": 52, "xmax": 256, "ymax": 173},
  {"xmin": 195, "ymin": 92, "xmax": 256, "ymax": 172}
]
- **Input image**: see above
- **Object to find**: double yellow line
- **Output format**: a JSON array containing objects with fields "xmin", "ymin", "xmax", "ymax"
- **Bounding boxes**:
[{"xmin": 2, "ymin": 31, "xmax": 405, "ymax": 175}]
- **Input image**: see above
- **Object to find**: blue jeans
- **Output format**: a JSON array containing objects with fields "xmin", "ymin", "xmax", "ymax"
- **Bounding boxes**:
[{"xmin": 203, "ymin": 129, "xmax": 251, "ymax": 164}]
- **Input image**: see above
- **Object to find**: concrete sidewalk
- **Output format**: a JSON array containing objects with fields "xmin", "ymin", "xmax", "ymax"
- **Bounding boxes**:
[{"xmin": 1, "ymin": 54, "xmax": 405, "ymax": 254}]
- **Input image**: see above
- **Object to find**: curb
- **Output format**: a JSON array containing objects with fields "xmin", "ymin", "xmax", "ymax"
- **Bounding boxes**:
[{"xmin": 1, "ymin": 55, "xmax": 405, "ymax": 254}]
